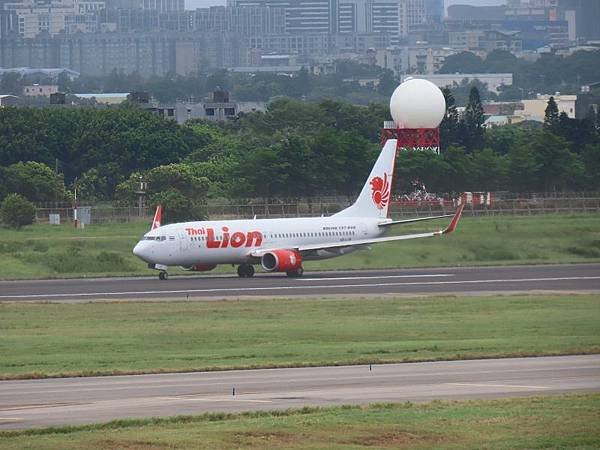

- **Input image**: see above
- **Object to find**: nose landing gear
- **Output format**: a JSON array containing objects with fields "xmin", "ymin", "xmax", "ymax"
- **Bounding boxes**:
[{"xmin": 158, "ymin": 271, "xmax": 169, "ymax": 280}]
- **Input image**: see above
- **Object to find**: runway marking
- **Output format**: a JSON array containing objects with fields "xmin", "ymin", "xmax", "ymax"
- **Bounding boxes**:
[
  {"xmin": 0, "ymin": 417, "xmax": 22, "ymax": 421},
  {"xmin": 159, "ymin": 397, "xmax": 272, "ymax": 403},
  {"xmin": 447, "ymin": 383, "xmax": 548, "ymax": 389},
  {"xmin": 1, "ymin": 276, "xmax": 599, "ymax": 299},
  {"xmin": 301, "ymin": 274, "xmax": 453, "ymax": 281}
]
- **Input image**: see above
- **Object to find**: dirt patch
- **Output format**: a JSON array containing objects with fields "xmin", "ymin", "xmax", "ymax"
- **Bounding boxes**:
[
  {"xmin": 230, "ymin": 430, "xmax": 301, "ymax": 446},
  {"xmin": 93, "ymin": 438, "xmax": 173, "ymax": 450},
  {"xmin": 350, "ymin": 430, "xmax": 452, "ymax": 447}
]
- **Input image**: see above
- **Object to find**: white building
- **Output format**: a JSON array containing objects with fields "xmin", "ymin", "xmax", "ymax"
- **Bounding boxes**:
[
  {"xmin": 514, "ymin": 93, "xmax": 577, "ymax": 122},
  {"xmin": 23, "ymin": 84, "xmax": 59, "ymax": 97},
  {"xmin": 401, "ymin": 73, "xmax": 514, "ymax": 94},
  {"xmin": 373, "ymin": 45, "xmax": 456, "ymax": 75},
  {"xmin": 3, "ymin": 0, "xmax": 104, "ymax": 38}
]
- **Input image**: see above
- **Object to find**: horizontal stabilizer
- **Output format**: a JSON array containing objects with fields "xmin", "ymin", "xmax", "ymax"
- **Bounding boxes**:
[{"xmin": 378, "ymin": 213, "xmax": 454, "ymax": 227}]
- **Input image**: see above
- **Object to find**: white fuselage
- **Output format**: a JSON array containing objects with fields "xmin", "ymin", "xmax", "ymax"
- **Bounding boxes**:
[{"xmin": 133, "ymin": 216, "xmax": 386, "ymax": 266}]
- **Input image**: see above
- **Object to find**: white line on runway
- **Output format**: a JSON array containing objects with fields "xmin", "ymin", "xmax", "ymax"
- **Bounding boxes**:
[
  {"xmin": 159, "ymin": 397, "xmax": 272, "ymax": 403},
  {"xmin": 447, "ymin": 383, "xmax": 548, "ymax": 389},
  {"xmin": 301, "ymin": 274, "xmax": 453, "ymax": 281},
  {"xmin": 1, "ymin": 276, "xmax": 599, "ymax": 299}
]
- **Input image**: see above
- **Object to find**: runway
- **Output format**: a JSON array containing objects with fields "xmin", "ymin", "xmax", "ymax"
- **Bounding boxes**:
[
  {"xmin": 0, "ymin": 355, "xmax": 598, "ymax": 429},
  {"xmin": 0, "ymin": 264, "xmax": 599, "ymax": 302}
]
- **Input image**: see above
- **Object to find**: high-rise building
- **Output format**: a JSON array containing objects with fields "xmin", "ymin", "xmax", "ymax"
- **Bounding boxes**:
[
  {"xmin": 228, "ymin": 0, "xmax": 338, "ymax": 33},
  {"xmin": 424, "ymin": 0, "xmax": 442, "ymax": 23},
  {"xmin": 559, "ymin": 0, "xmax": 600, "ymax": 41},
  {"xmin": 398, "ymin": 0, "xmax": 425, "ymax": 37},
  {"xmin": 1, "ymin": 0, "xmax": 104, "ymax": 38}
]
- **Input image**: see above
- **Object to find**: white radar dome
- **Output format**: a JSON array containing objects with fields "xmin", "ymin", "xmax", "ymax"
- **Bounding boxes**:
[{"xmin": 389, "ymin": 78, "xmax": 446, "ymax": 129}]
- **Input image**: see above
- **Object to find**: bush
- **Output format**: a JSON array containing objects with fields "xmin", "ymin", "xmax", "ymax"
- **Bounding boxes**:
[{"xmin": 0, "ymin": 193, "xmax": 35, "ymax": 228}]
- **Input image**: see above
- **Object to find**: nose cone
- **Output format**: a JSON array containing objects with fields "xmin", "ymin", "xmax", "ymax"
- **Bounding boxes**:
[{"xmin": 133, "ymin": 241, "xmax": 152, "ymax": 263}]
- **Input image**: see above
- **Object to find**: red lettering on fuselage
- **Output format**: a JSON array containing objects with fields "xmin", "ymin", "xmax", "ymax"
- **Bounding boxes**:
[
  {"xmin": 185, "ymin": 227, "xmax": 206, "ymax": 236},
  {"xmin": 206, "ymin": 227, "xmax": 263, "ymax": 249}
]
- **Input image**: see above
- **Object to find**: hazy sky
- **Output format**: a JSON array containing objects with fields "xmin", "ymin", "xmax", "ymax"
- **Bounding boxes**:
[{"xmin": 184, "ymin": 0, "xmax": 507, "ymax": 12}]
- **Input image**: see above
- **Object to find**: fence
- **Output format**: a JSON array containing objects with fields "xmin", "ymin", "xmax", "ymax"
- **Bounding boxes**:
[{"xmin": 34, "ymin": 193, "xmax": 600, "ymax": 224}]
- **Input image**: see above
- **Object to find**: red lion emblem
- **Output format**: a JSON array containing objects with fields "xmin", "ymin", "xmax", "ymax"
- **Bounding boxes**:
[{"xmin": 370, "ymin": 173, "xmax": 391, "ymax": 209}]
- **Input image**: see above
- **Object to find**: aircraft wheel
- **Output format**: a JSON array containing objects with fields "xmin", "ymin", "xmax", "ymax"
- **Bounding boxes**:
[
  {"xmin": 237, "ymin": 265, "xmax": 255, "ymax": 278},
  {"xmin": 158, "ymin": 271, "xmax": 168, "ymax": 280},
  {"xmin": 286, "ymin": 267, "xmax": 303, "ymax": 278}
]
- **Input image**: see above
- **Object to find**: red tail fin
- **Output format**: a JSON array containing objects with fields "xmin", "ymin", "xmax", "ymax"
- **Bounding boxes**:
[
  {"xmin": 151, "ymin": 205, "xmax": 162, "ymax": 230},
  {"xmin": 442, "ymin": 204, "xmax": 464, "ymax": 235}
]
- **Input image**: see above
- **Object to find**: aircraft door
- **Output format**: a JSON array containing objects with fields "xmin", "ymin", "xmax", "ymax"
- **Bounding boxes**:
[
  {"xmin": 359, "ymin": 222, "xmax": 368, "ymax": 237},
  {"xmin": 178, "ymin": 231, "xmax": 191, "ymax": 252}
]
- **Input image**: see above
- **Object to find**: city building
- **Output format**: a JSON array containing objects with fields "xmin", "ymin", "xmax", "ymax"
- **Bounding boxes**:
[
  {"xmin": 424, "ymin": 0, "xmax": 443, "ymax": 24},
  {"xmin": 401, "ymin": 73, "xmax": 513, "ymax": 94},
  {"xmin": 229, "ymin": 0, "xmax": 336, "ymax": 33},
  {"xmin": 73, "ymin": 93, "xmax": 130, "ymax": 104},
  {"xmin": 23, "ymin": 84, "xmax": 59, "ymax": 96},
  {"xmin": 559, "ymin": 0, "xmax": 600, "ymax": 42},
  {"xmin": 0, "ymin": 94, "xmax": 18, "ymax": 106},
  {"xmin": 151, "ymin": 91, "xmax": 267, "ymax": 123},
  {"xmin": 514, "ymin": 93, "xmax": 577, "ymax": 121},
  {"xmin": 2, "ymin": 0, "xmax": 105, "ymax": 38}
]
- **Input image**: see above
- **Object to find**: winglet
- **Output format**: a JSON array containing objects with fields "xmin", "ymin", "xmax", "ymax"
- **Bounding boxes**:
[
  {"xmin": 151, "ymin": 204, "xmax": 162, "ymax": 230},
  {"xmin": 442, "ymin": 204, "xmax": 465, "ymax": 235}
]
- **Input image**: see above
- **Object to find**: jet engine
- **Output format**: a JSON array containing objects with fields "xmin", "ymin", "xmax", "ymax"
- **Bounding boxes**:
[
  {"xmin": 261, "ymin": 249, "xmax": 302, "ymax": 272},
  {"xmin": 181, "ymin": 264, "xmax": 217, "ymax": 272}
]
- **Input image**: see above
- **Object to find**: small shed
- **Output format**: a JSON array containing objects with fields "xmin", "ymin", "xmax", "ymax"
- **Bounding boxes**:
[{"xmin": 0, "ymin": 95, "xmax": 18, "ymax": 107}]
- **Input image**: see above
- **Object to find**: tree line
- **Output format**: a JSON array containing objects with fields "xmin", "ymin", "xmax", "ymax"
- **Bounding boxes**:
[{"xmin": 1, "ymin": 93, "xmax": 599, "ymax": 224}]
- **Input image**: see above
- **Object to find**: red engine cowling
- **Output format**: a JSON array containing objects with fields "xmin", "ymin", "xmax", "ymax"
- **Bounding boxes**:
[
  {"xmin": 181, "ymin": 264, "xmax": 217, "ymax": 272},
  {"xmin": 261, "ymin": 250, "xmax": 302, "ymax": 272}
]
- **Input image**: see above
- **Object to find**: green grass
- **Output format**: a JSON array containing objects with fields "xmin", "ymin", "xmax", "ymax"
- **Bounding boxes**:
[
  {"xmin": 0, "ymin": 214, "xmax": 599, "ymax": 280},
  {"xmin": 1, "ymin": 294, "xmax": 599, "ymax": 379},
  {"xmin": 1, "ymin": 395, "xmax": 599, "ymax": 449}
]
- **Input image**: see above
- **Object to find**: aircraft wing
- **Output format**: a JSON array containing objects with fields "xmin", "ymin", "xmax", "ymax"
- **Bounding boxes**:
[
  {"xmin": 378, "ymin": 213, "xmax": 454, "ymax": 227},
  {"xmin": 300, "ymin": 204, "xmax": 463, "ymax": 252},
  {"xmin": 250, "ymin": 205, "xmax": 465, "ymax": 256}
]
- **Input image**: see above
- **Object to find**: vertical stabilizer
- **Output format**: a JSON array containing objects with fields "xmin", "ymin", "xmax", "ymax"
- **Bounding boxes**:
[
  {"xmin": 151, "ymin": 205, "xmax": 162, "ymax": 230},
  {"xmin": 334, "ymin": 139, "xmax": 397, "ymax": 219}
]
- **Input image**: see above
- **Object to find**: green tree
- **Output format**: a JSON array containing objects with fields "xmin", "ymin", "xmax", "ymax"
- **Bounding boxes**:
[
  {"xmin": 508, "ymin": 144, "xmax": 540, "ymax": 192},
  {"xmin": 0, "ymin": 193, "xmax": 36, "ymax": 228},
  {"xmin": 3, "ymin": 161, "xmax": 65, "ymax": 203},
  {"xmin": 439, "ymin": 87, "xmax": 461, "ymax": 151},
  {"xmin": 463, "ymin": 86, "xmax": 485, "ymax": 151},
  {"xmin": 544, "ymin": 96, "xmax": 559, "ymax": 129},
  {"xmin": 469, "ymin": 148, "xmax": 509, "ymax": 191},
  {"xmin": 439, "ymin": 52, "xmax": 485, "ymax": 74},
  {"xmin": 532, "ymin": 132, "xmax": 580, "ymax": 192},
  {"xmin": 377, "ymin": 70, "xmax": 397, "ymax": 97},
  {"xmin": 149, "ymin": 189, "xmax": 205, "ymax": 224},
  {"xmin": 582, "ymin": 144, "xmax": 600, "ymax": 190}
]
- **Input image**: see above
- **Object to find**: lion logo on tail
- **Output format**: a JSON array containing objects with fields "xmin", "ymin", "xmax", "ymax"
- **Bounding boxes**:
[{"xmin": 370, "ymin": 173, "xmax": 391, "ymax": 210}]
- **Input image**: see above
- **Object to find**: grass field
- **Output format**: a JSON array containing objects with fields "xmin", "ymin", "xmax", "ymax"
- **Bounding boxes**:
[
  {"xmin": 1, "ymin": 395, "xmax": 598, "ymax": 449},
  {"xmin": 1, "ymin": 294, "xmax": 598, "ymax": 379},
  {"xmin": 0, "ymin": 214, "xmax": 599, "ymax": 280}
]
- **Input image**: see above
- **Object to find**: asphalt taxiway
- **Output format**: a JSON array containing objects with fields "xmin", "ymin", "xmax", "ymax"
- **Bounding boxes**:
[
  {"xmin": 1, "ymin": 355, "xmax": 599, "ymax": 429},
  {"xmin": 0, "ymin": 263, "xmax": 599, "ymax": 302}
]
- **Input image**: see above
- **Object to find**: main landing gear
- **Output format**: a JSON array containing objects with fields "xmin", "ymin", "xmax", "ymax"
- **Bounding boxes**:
[
  {"xmin": 237, "ymin": 264, "xmax": 255, "ymax": 278},
  {"xmin": 286, "ymin": 267, "xmax": 304, "ymax": 278},
  {"xmin": 158, "ymin": 271, "xmax": 169, "ymax": 280}
]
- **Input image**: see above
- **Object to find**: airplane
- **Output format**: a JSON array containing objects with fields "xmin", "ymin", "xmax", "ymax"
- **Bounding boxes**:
[{"xmin": 133, "ymin": 138, "xmax": 465, "ymax": 280}]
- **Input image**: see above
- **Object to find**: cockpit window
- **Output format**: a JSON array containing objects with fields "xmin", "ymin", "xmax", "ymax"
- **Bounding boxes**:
[{"xmin": 145, "ymin": 236, "xmax": 156, "ymax": 241}]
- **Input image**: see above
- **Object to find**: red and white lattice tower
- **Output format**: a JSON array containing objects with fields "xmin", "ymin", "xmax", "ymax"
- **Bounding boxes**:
[{"xmin": 381, "ymin": 78, "xmax": 446, "ymax": 154}]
